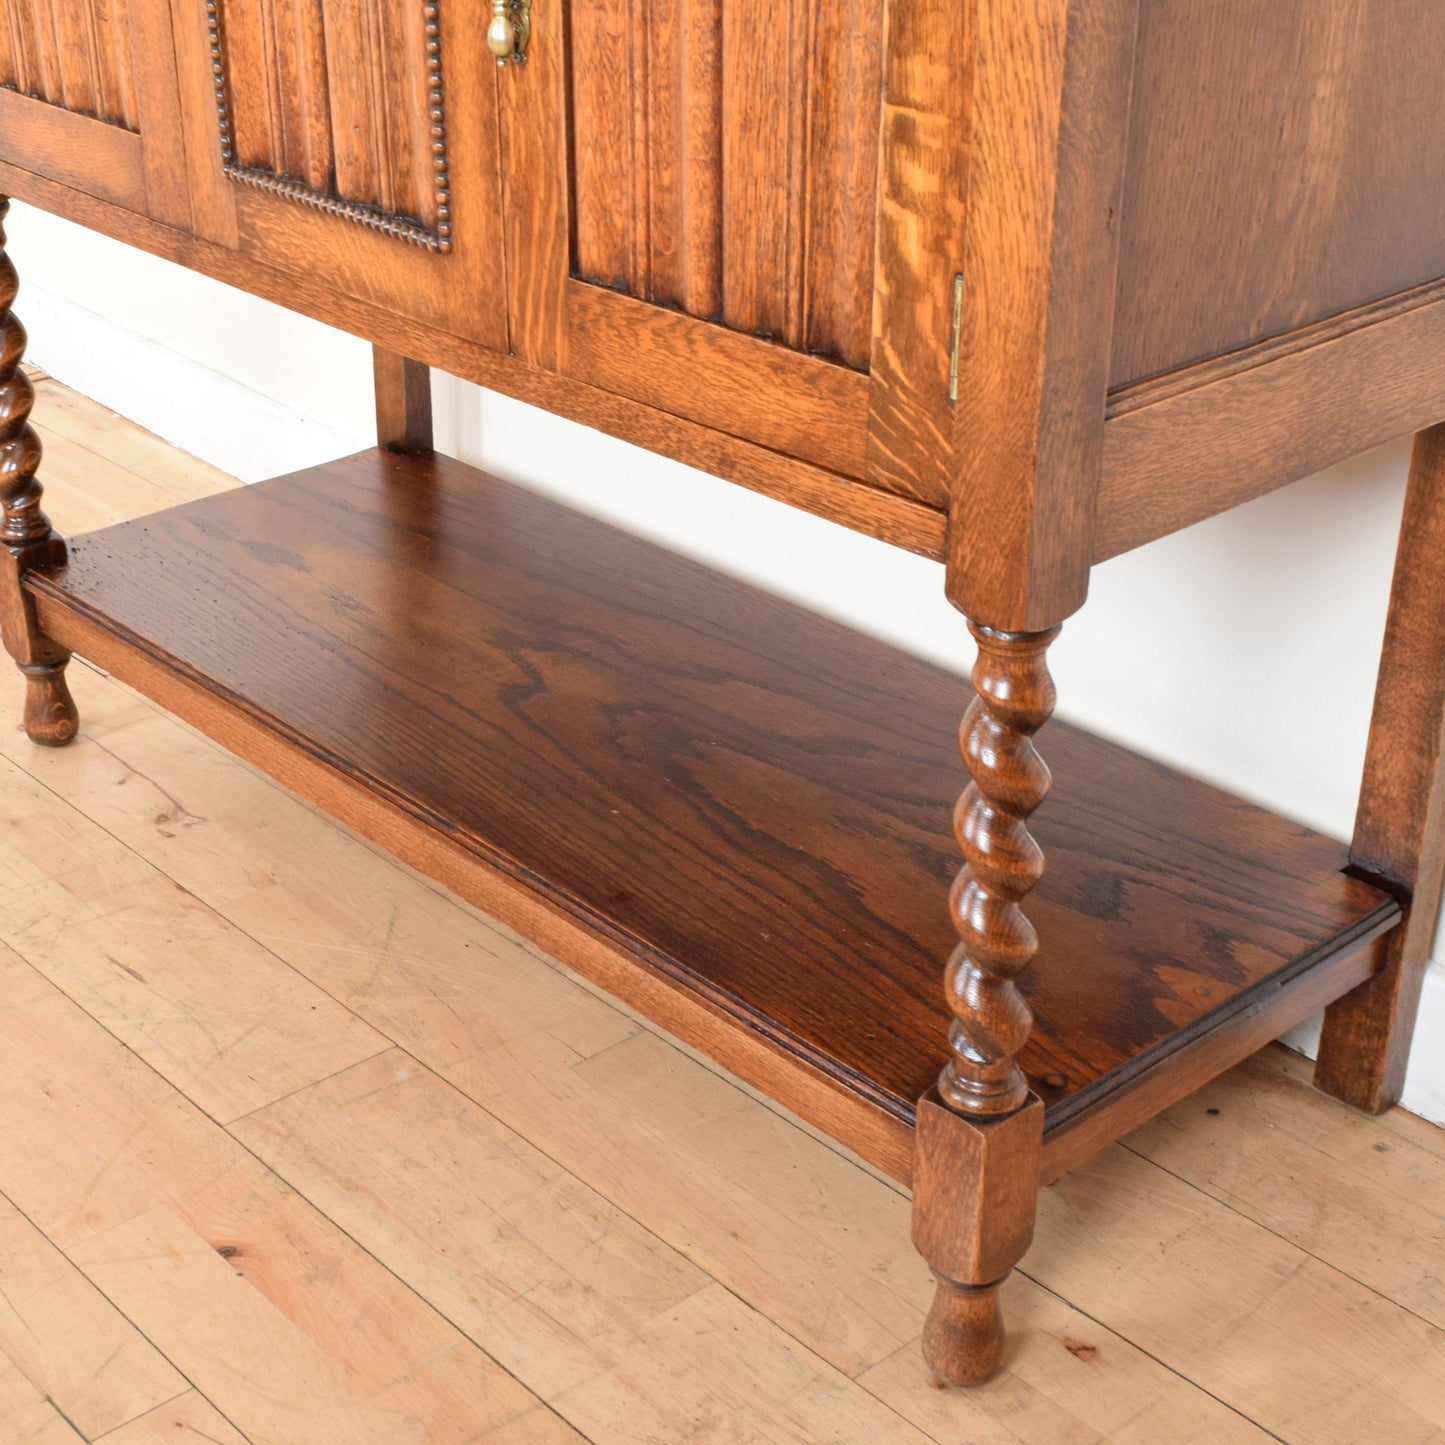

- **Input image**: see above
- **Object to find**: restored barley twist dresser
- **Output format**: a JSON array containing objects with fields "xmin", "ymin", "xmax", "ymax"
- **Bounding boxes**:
[{"xmin": 1, "ymin": 0, "xmax": 1442, "ymax": 1393}]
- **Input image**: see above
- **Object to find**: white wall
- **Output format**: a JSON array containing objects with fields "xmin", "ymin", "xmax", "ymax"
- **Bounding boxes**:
[{"xmin": 12, "ymin": 201, "xmax": 1444, "ymax": 1125}]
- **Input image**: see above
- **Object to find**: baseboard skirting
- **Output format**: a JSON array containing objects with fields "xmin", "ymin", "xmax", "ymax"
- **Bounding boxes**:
[
  {"xmin": 1284, "ymin": 963, "xmax": 1445, "ymax": 1126},
  {"xmin": 23, "ymin": 283, "xmax": 366, "ymax": 484}
]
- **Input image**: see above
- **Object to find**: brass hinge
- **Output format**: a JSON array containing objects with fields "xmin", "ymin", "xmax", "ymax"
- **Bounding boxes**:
[{"xmin": 948, "ymin": 272, "xmax": 964, "ymax": 404}]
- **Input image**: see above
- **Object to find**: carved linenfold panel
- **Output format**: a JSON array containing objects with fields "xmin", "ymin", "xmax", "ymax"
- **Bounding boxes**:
[
  {"xmin": 0, "ymin": 0, "xmax": 140, "ymax": 130},
  {"xmin": 207, "ymin": 0, "xmax": 452, "ymax": 252},
  {"xmin": 568, "ymin": 0, "xmax": 883, "ymax": 372}
]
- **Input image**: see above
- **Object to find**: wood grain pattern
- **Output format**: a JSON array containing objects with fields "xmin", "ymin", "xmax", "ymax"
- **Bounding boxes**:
[
  {"xmin": 565, "ymin": 280, "xmax": 871, "ymax": 476},
  {"xmin": 124, "ymin": 0, "xmax": 192, "ymax": 229},
  {"xmin": 9, "ymin": 376, "xmax": 1444, "ymax": 1441},
  {"xmin": 0, "ymin": 1350, "xmax": 83, "ymax": 1444},
  {"xmin": 503, "ymin": 2, "xmax": 877, "ymax": 483},
  {"xmin": 170, "ymin": 0, "xmax": 512, "ymax": 347},
  {"xmin": 1133, "ymin": 1047, "xmax": 1445, "ymax": 1332},
  {"xmin": 219, "ymin": 0, "xmax": 332, "ymax": 191},
  {"xmin": 0, "ymin": 1191, "xmax": 187, "ymax": 1438},
  {"xmin": 0, "ymin": 162, "xmax": 945, "ymax": 555},
  {"xmin": 0, "ymin": 196, "xmax": 75, "ymax": 745},
  {"xmin": 1040, "ymin": 931, "xmax": 1382, "ymax": 1182},
  {"xmin": 0, "ymin": 942, "xmax": 569, "ymax": 1445},
  {"xmin": 25, "ymin": 451, "xmax": 1397, "ymax": 1163},
  {"xmin": 0, "ymin": 636, "xmax": 1414, "ymax": 1440},
  {"xmin": 234, "ymin": 1049, "xmax": 933, "ymax": 1442},
  {"xmin": 0, "ymin": 0, "xmax": 188, "ymax": 230},
  {"xmin": 0, "ymin": 625, "xmax": 1294, "ymax": 1435},
  {"xmin": 1097, "ymin": 280, "xmax": 1445, "ymax": 560},
  {"xmin": 73, "ymin": 1208, "xmax": 530, "ymax": 1445},
  {"xmin": 1315, "ymin": 423, "xmax": 1445, "ymax": 1112},
  {"xmin": 1035, "ymin": 1135, "xmax": 1445, "ymax": 1441},
  {"xmin": 6, "ymin": 0, "xmax": 1445, "ymax": 1388},
  {"xmin": 497, "ymin": 0, "xmax": 566, "ymax": 369},
  {"xmin": 568, "ymin": 0, "xmax": 881, "ymax": 370},
  {"xmin": 911, "ymin": 1095, "xmax": 1043, "ymax": 1386},
  {"xmin": 0, "ymin": 0, "xmax": 138, "ymax": 128},
  {"xmin": 95, "ymin": 1392, "xmax": 249, "ymax": 1445},
  {"xmin": 211, "ymin": 0, "xmax": 451, "ymax": 250},
  {"xmin": 1112, "ymin": 0, "xmax": 1445, "ymax": 388},
  {"xmin": 168, "ymin": 0, "xmax": 241, "ymax": 244},
  {"xmin": 2, "ymin": 639, "xmax": 1319, "ymax": 1440},
  {"xmin": 19, "ymin": 600, "xmax": 932, "ymax": 1184},
  {"xmin": 9, "ymin": 0, "xmax": 1445, "ymax": 578},
  {"xmin": 863, "ymin": 0, "xmax": 970, "ymax": 507},
  {"xmin": 0, "ymin": 756, "xmax": 389, "ymax": 1125},
  {"xmin": 0, "ymin": 83, "xmax": 146, "ymax": 210},
  {"xmin": 15, "ymin": 27, "xmax": 1445, "ymax": 561},
  {"xmin": 947, "ymin": 0, "xmax": 1139, "ymax": 629},
  {"xmin": 941, "ymin": 626, "xmax": 1058, "ymax": 1118},
  {"xmin": 372, "ymin": 345, "xmax": 433, "ymax": 454}
]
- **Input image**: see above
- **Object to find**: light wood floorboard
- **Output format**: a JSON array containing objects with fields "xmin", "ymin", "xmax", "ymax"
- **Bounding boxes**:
[{"xmin": 0, "ymin": 379, "xmax": 1441, "ymax": 1443}]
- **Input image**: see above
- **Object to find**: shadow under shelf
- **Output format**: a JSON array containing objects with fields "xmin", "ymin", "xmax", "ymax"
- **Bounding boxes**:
[{"xmin": 25, "ymin": 448, "xmax": 1399, "ymax": 1185}]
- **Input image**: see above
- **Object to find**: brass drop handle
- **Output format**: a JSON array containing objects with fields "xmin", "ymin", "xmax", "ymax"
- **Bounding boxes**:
[{"xmin": 488, "ymin": 0, "xmax": 530, "ymax": 65}]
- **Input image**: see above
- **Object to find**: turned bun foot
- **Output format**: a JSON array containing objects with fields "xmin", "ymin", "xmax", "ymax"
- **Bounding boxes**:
[
  {"xmin": 922, "ymin": 1273, "xmax": 1007, "ymax": 1388},
  {"xmin": 20, "ymin": 660, "xmax": 78, "ymax": 746}
]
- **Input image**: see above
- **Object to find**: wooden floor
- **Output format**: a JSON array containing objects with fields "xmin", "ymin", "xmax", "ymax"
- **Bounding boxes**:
[{"xmin": 0, "ymin": 379, "xmax": 1442, "ymax": 1445}]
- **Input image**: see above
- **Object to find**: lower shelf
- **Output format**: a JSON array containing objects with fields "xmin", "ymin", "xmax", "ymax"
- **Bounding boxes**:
[{"xmin": 27, "ymin": 449, "xmax": 1399, "ymax": 1182}]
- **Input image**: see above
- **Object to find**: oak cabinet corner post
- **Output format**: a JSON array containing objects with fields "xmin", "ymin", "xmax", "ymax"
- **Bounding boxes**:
[
  {"xmin": 912, "ymin": 624, "xmax": 1057, "ymax": 1386},
  {"xmin": 910, "ymin": 0, "xmax": 1139, "ymax": 1384},
  {"xmin": 0, "ymin": 199, "xmax": 77, "ymax": 747}
]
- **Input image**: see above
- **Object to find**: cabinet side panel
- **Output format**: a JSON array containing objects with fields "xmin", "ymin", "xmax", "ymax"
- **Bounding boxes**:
[
  {"xmin": 568, "ymin": 0, "xmax": 882, "ymax": 372},
  {"xmin": 1111, "ymin": 0, "xmax": 1445, "ymax": 388},
  {"xmin": 0, "ymin": 0, "xmax": 139, "ymax": 129}
]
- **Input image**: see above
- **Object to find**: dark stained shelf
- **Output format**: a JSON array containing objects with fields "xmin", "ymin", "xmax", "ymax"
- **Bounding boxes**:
[{"xmin": 28, "ymin": 449, "xmax": 1399, "ymax": 1179}]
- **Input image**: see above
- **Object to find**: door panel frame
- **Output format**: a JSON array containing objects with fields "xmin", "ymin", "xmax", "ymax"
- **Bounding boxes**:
[
  {"xmin": 169, "ymin": 0, "xmax": 509, "ymax": 351},
  {"xmin": 131, "ymin": 0, "xmax": 192, "ymax": 228},
  {"xmin": 497, "ymin": 0, "xmax": 876, "ymax": 480},
  {"xmin": 567, "ymin": 284, "xmax": 871, "ymax": 475},
  {"xmin": 0, "ymin": 88, "xmax": 145, "ymax": 211},
  {"xmin": 0, "ymin": 0, "xmax": 191, "ymax": 228}
]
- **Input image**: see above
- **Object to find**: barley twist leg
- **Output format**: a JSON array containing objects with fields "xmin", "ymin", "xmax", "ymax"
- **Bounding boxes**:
[{"xmin": 0, "ymin": 197, "xmax": 77, "ymax": 747}]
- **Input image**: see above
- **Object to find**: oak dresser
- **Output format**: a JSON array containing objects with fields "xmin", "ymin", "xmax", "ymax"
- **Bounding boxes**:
[{"xmin": 0, "ymin": 0, "xmax": 1441, "ymax": 1394}]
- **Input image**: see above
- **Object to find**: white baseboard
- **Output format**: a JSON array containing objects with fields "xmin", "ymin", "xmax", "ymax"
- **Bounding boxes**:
[
  {"xmin": 24, "ymin": 281, "xmax": 1445, "ymax": 1129},
  {"xmin": 1283, "ymin": 963, "xmax": 1445, "ymax": 1125},
  {"xmin": 23, "ymin": 285, "xmax": 366, "ymax": 483}
]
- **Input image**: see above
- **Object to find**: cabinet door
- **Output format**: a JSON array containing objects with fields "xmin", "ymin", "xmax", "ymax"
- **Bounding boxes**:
[
  {"xmin": 0, "ymin": 0, "xmax": 191, "ymax": 226},
  {"xmin": 172, "ymin": 0, "xmax": 508, "ymax": 349},
  {"xmin": 500, "ymin": 0, "xmax": 928, "ymax": 487}
]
